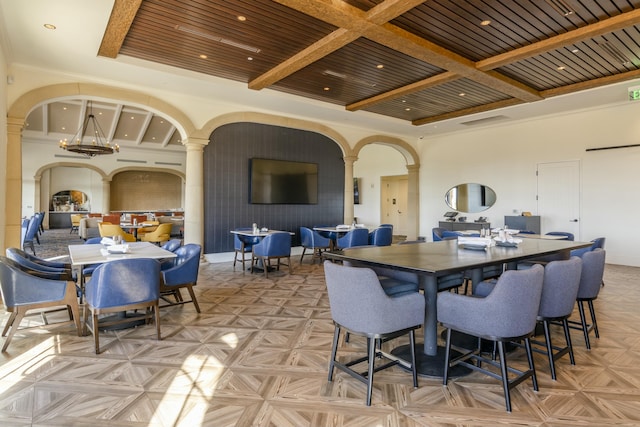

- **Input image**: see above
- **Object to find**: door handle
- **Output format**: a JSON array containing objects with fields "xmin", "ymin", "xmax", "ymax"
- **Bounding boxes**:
[{"xmin": 570, "ymin": 219, "xmax": 578, "ymax": 222}]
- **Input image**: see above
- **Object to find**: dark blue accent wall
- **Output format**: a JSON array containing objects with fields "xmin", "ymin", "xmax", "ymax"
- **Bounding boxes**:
[{"xmin": 204, "ymin": 122, "xmax": 345, "ymax": 253}]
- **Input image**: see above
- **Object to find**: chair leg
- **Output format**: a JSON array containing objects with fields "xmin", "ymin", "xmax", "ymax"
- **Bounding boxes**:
[
  {"xmin": 409, "ymin": 329, "xmax": 418, "ymax": 388},
  {"xmin": 366, "ymin": 336, "xmax": 376, "ymax": 406},
  {"xmin": 577, "ymin": 301, "xmax": 591, "ymax": 350},
  {"xmin": 287, "ymin": 256, "xmax": 292, "ymax": 274},
  {"xmin": 497, "ymin": 341, "xmax": 512, "ymax": 412},
  {"xmin": 154, "ymin": 304, "xmax": 161, "ymax": 340},
  {"xmin": 2, "ymin": 311, "xmax": 18, "ymax": 337},
  {"xmin": 588, "ymin": 300, "xmax": 599, "ymax": 338},
  {"xmin": 186, "ymin": 285, "xmax": 201, "ymax": 313},
  {"xmin": 562, "ymin": 318, "xmax": 576, "ymax": 365},
  {"xmin": 1, "ymin": 309, "xmax": 25, "ymax": 352},
  {"xmin": 524, "ymin": 337, "xmax": 539, "ymax": 392},
  {"xmin": 542, "ymin": 320, "xmax": 557, "ymax": 380},
  {"xmin": 443, "ymin": 327, "xmax": 452, "ymax": 385},
  {"xmin": 328, "ymin": 326, "xmax": 340, "ymax": 381},
  {"xmin": 300, "ymin": 248, "xmax": 307, "ymax": 263},
  {"xmin": 92, "ymin": 312, "xmax": 101, "ymax": 354}
]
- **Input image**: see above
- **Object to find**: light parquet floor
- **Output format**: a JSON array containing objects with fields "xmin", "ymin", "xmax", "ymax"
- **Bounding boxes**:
[{"xmin": 0, "ymin": 253, "xmax": 639, "ymax": 426}]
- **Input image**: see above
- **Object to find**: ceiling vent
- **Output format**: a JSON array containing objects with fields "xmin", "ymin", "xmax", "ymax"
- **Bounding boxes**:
[
  {"xmin": 597, "ymin": 41, "xmax": 632, "ymax": 65},
  {"xmin": 460, "ymin": 115, "xmax": 509, "ymax": 126},
  {"xmin": 545, "ymin": 0, "xmax": 575, "ymax": 16},
  {"xmin": 322, "ymin": 70, "xmax": 377, "ymax": 87},
  {"xmin": 174, "ymin": 25, "xmax": 261, "ymax": 53}
]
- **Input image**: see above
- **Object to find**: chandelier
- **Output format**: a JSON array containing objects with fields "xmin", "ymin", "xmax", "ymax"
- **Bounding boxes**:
[{"xmin": 59, "ymin": 101, "xmax": 119, "ymax": 158}]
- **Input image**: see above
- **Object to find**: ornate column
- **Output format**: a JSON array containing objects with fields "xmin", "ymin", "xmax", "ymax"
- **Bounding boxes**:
[
  {"xmin": 3, "ymin": 117, "xmax": 24, "ymax": 251},
  {"xmin": 343, "ymin": 155, "xmax": 357, "ymax": 224},
  {"xmin": 406, "ymin": 164, "xmax": 420, "ymax": 241},
  {"xmin": 183, "ymin": 137, "xmax": 208, "ymax": 248},
  {"xmin": 102, "ymin": 179, "xmax": 111, "ymax": 214}
]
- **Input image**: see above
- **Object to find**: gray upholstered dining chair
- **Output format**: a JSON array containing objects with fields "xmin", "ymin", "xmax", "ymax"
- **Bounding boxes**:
[
  {"xmin": 475, "ymin": 257, "xmax": 582, "ymax": 380},
  {"xmin": 323, "ymin": 261, "xmax": 424, "ymax": 406},
  {"xmin": 438, "ymin": 264, "xmax": 545, "ymax": 412},
  {"xmin": 568, "ymin": 248, "xmax": 606, "ymax": 350}
]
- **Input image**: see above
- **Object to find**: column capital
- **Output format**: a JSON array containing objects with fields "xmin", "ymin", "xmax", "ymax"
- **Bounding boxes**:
[
  {"xmin": 182, "ymin": 137, "xmax": 210, "ymax": 151},
  {"xmin": 343, "ymin": 155, "xmax": 358, "ymax": 165}
]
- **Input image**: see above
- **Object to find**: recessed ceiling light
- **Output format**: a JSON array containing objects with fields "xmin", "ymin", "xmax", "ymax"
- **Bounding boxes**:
[
  {"xmin": 199, "ymin": 54, "xmax": 208, "ymax": 59},
  {"xmin": 376, "ymin": 64, "xmax": 384, "ymax": 69},
  {"xmin": 401, "ymin": 100, "xmax": 406, "ymax": 103},
  {"xmin": 571, "ymin": 48, "xmax": 579, "ymax": 53},
  {"xmin": 323, "ymin": 87, "xmax": 330, "ymax": 91},
  {"xmin": 480, "ymin": 20, "xmax": 491, "ymax": 26},
  {"xmin": 459, "ymin": 93, "xmax": 466, "ymax": 97},
  {"xmin": 247, "ymin": 57, "xmax": 253, "ymax": 61},
  {"xmin": 130, "ymin": 116, "xmax": 135, "ymax": 120},
  {"xmin": 237, "ymin": 15, "xmax": 246, "ymax": 21},
  {"xmin": 557, "ymin": 65, "xmax": 566, "ymax": 70},
  {"xmin": 405, "ymin": 108, "xmax": 411, "ymax": 111},
  {"xmin": 44, "ymin": 24, "xmax": 56, "ymax": 30},
  {"xmin": 61, "ymin": 126, "xmax": 66, "ymax": 131}
]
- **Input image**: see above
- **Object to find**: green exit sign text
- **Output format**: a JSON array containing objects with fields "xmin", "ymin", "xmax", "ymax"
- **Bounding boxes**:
[{"xmin": 629, "ymin": 86, "xmax": 640, "ymax": 101}]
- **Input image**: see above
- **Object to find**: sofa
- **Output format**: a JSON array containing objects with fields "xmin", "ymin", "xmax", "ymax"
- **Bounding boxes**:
[{"xmin": 78, "ymin": 217, "xmax": 102, "ymax": 240}]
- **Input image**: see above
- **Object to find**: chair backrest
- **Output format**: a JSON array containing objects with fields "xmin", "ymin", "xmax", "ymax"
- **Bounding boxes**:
[
  {"xmin": 161, "ymin": 239, "xmax": 182, "ymax": 252},
  {"xmin": 102, "ymin": 214, "xmax": 121, "ymax": 225},
  {"xmin": 253, "ymin": 232, "xmax": 291, "ymax": 257},
  {"xmin": 99, "ymin": 223, "xmax": 127, "ymax": 238},
  {"xmin": 146, "ymin": 223, "xmax": 172, "ymax": 240},
  {"xmin": 20, "ymin": 218, "xmax": 29, "ymax": 246},
  {"xmin": 577, "ymin": 248, "xmax": 606, "ymax": 300},
  {"xmin": 162, "ymin": 243, "xmax": 201, "ymax": 285},
  {"xmin": 432, "ymin": 227, "xmax": 447, "ymax": 241},
  {"xmin": 85, "ymin": 237, "xmax": 103, "ymax": 244},
  {"xmin": 545, "ymin": 231, "xmax": 575, "ymax": 241},
  {"xmin": 368, "ymin": 226, "xmax": 393, "ymax": 246},
  {"xmin": 131, "ymin": 214, "xmax": 148, "ymax": 224},
  {"xmin": 323, "ymin": 261, "xmax": 424, "ymax": 334},
  {"xmin": 234, "ymin": 228, "xmax": 260, "ymax": 250},
  {"xmin": 86, "ymin": 258, "xmax": 161, "ymax": 308},
  {"xmin": 6, "ymin": 247, "xmax": 69, "ymax": 270},
  {"xmin": 337, "ymin": 228, "xmax": 369, "ymax": 249},
  {"xmin": 538, "ymin": 256, "xmax": 582, "ymax": 318},
  {"xmin": 591, "ymin": 237, "xmax": 605, "ymax": 250},
  {"xmin": 23, "ymin": 216, "xmax": 40, "ymax": 242},
  {"xmin": 300, "ymin": 226, "xmax": 330, "ymax": 247},
  {"xmin": 475, "ymin": 265, "xmax": 545, "ymax": 338},
  {"xmin": 5, "ymin": 247, "xmax": 66, "ymax": 274},
  {"xmin": 441, "ymin": 230, "xmax": 462, "ymax": 240},
  {"xmin": 0, "ymin": 256, "xmax": 68, "ymax": 308},
  {"xmin": 71, "ymin": 214, "xmax": 84, "ymax": 226}
]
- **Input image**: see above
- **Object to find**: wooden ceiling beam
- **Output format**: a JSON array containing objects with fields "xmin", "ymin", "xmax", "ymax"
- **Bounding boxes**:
[
  {"xmin": 347, "ymin": 71, "xmax": 459, "ymax": 111},
  {"xmin": 541, "ymin": 68, "xmax": 640, "ymax": 98},
  {"xmin": 477, "ymin": 9, "xmax": 640, "ymax": 71},
  {"xmin": 412, "ymin": 98, "xmax": 524, "ymax": 126},
  {"xmin": 98, "ymin": 0, "xmax": 143, "ymax": 58}
]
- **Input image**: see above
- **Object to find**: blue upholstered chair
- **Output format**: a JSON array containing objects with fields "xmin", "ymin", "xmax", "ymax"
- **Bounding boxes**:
[
  {"xmin": 5, "ymin": 247, "xmax": 75, "ymax": 282},
  {"xmin": 0, "ymin": 256, "xmax": 82, "ymax": 352},
  {"xmin": 323, "ymin": 261, "xmax": 424, "ymax": 406},
  {"xmin": 251, "ymin": 232, "xmax": 292, "ymax": 277},
  {"xmin": 441, "ymin": 230, "xmax": 462, "ymax": 239},
  {"xmin": 475, "ymin": 257, "xmax": 582, "ymax": 380},
  {"xmin": 233, "ymin": 228, "xmax": 260, "ymax": 271},
  {"xmin": 22, "ymin": 216, "xmax": 40, "ymax": 255},
  {"xmin": 569, "ymin": 248, "xmax": 606, "ymax": 350},
  {"xmin": 79, "ymin": 238, "xmax": 104, "ymax": 294},
  {"xmin": 299, "ymin": 227, "xmax": 331, "ymax": 264},
  {"xmin": 83, "ymin": 258, "xmax": 161, "ymax": 353},
  {"xmin": 432, "ymin": 227, "xmax": 447, "ymax": 241},
  {"xmin": 161, "ymin": 239, "xmax": 182, "ymax": 253},
  {"xmin": 438, "ymin": 265, "xmax": 545, "ymax": 412},
  {"xmin": 368, "ymin": 226, "xmax": 393, "ymax": 246},
  {"xmin": 335, "ymin": 228, "xmax": 369, "ymax": 249},
  {"xmin": 570, "ymin": 237, "xmax": 605, "ymax": 258},
  {"xmin": 160, "ymin": 243, "xmax": 201, "ymax": 312},
  {"xmin": 34, "ymin": 212, "xmax": 45, "ymax": 243}
]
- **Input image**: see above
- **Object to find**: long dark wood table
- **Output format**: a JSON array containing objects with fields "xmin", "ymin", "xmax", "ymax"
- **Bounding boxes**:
[{"xmin": 323, "ymin": 238, "xmax": 591, "ymax": 377}]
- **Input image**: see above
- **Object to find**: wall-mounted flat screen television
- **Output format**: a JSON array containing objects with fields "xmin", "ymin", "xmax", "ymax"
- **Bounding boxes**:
[{"xmin": 249, "ymin": 158, "xmax": 318, "ymax": 204}]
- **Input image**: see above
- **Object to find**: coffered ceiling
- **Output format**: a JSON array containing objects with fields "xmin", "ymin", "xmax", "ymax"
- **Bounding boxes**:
[
  {"xmin": 103, "ymin": 0, "xmax": 640, "ymax": 125},
  {"xmin": 6, "ymin": 0, "xmax": 640, "ymax": 150}
]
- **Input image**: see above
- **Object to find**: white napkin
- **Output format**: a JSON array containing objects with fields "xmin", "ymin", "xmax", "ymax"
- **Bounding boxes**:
[
  {"xmin": 458, "ymin": 237, "xmax": 494, "ymax": 247},
  {"xmin": 106, "ymin": 244, "xmax": 130, "ymax": 254},
  {"xmin": 100, "ymin": 237, "xmax": 116, "ymax": 246},
  {"xmin": 336, "ymin": 224, "xmax": 351, "ymax": 230}
]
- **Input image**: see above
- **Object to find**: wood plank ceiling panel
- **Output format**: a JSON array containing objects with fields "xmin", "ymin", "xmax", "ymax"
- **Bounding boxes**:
[
  {"xmin": 272, "ymin": 38, "xmax": 445, "ymax": 105},
  {"xmin": 362, "ymin": 78, "xmax": 513, "ymax": 121},
  {"xmin": 120, "ymin": 0, "xmax": 337, "ymax": 83},
  {"xmin": 107, "ymin": 0, "xmax": 640, "ymax": 125}
]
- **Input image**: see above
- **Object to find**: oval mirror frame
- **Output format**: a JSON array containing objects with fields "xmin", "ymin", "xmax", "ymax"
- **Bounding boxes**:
[
  {"xmin": 51, "ymin": 190, "xmax": 90, "ymax": 211},
  {"xmin": 445, "ymin": 183, "xmax": 496, "ymax": 213}
]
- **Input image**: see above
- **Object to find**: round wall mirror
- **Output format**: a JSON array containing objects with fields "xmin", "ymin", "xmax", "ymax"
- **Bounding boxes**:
[{"xmin": 445, "ymin": 183, "xmax": 496, "ymax": 213}]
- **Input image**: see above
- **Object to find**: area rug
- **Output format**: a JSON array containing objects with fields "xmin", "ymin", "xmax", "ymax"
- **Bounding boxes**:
[{"xmin": 24, "ymin": 228, "xmax": 84, "ymax": 261}]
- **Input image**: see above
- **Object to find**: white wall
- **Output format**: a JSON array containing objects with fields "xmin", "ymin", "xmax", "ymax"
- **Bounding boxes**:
[
  {"xmin": 353, "ymin": 144, "xmax": 407, "ymax": 226},
  {"xmin": 420, "ymin": 100, "xmax": 640, "ymax": 266}
]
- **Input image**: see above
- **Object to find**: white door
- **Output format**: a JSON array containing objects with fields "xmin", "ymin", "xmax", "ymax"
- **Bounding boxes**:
[
  {"xmin": 380, "ymin": 175, "xmax": 408, "ymax": 235},
  {"xmin": 537, "ymin": 161, "xmax": 580, "ymax": 239}
]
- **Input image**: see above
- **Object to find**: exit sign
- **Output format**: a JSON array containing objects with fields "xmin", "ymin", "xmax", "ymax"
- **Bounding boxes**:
[{"xmin": 629, "ymin": 85, "xmax": 640, "ymax": 101}]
